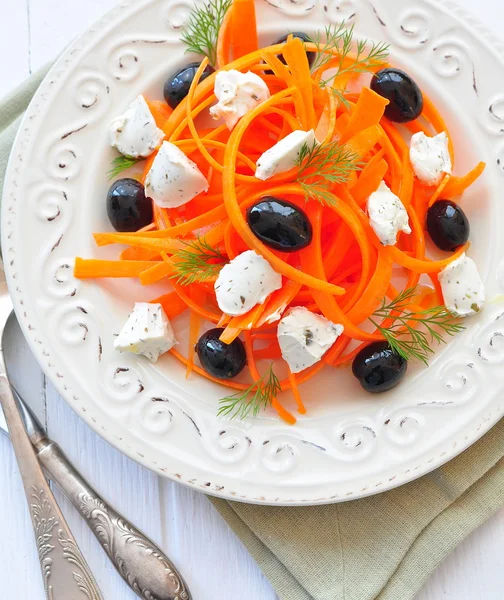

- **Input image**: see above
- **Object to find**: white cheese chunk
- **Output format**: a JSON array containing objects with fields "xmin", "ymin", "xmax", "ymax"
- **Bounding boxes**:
[
  {"xmin": 145, "ymin": 141, "xmax": 209, "ymax": 208},
  {"xmin": 209, "ymin": 70, "xmax": 270, "ymax": 130},
  {"xmin": 278, "ymin": 307, "xmax": 344, "ymax": 374},
  {"xmin": 114, "ymin": 302, "xmax": 176, "ymax": 363},
  {"xmin": 438, "ymin": 253, "xmax": 485, "ymax": 317},
  {"xmin": 409, "ymin": 131, "xmax": 452, "ymax": 186},
  {"xmin": 109, "ymin": 95, "xmax": 164, "ymax": 159},
  {"xmin": 214, "ymin": 250, "xmax": 282, "ymax": 316},
  {"xmin": 367, "ymin": 181, "xmax": 411, "ymax": 246},
  {"xmin": 255, "ymin": 129, "xmax": 317, "ymax": 180}
]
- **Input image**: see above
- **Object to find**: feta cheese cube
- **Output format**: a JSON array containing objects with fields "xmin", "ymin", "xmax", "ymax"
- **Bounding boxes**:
[
  {"xmin": 255, "ymin": 129, "xmax": 317, "ymax": 181},
  {"xmin": 278, "ymin": 307, "xmax": 344, "ymax": 373},
  {"xmin": 114, "ymin": 303, "xmax": 176, "ymax": 363},
  {"xmin": 145, "ymin": 141, "xmax": 209, "ymax": 208},
  {"xmin": 438, "ymin": 253, "xmax": 485, "ymax": 317},
  {"xmin": 214, "ymin": 250, "xmax": 282, "ymax": 316},
  {"xmin": 409, "ymin": 131, "xmax": 452, "ymax": 186},
  {"xmin": 367, "ymin": 181, "xmax": 411, "ymax": 246},
  {"xmin": 109, "ymin": 95, "xmax": 164, "ymax": 159},
  {"xmin": 210, "ymin": 70, "xmax": 270, "ymax": 130}
]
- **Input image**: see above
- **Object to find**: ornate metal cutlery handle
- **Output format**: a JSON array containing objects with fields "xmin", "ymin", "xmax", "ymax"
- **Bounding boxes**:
[
  {"xmin": 33, "ymin": 436, "xmax": 191, "ymax": 600},
  {"xmin": 0, "ymin": 376, "xmax": 103, "ymax": 600}
]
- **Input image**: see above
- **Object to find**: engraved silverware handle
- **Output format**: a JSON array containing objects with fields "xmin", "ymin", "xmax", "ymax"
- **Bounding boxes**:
[
  {"xmin": 0, "ymin": 376, "xmax": 103, "ymax": 600},
  {"xmin": 33, "ymin": 436, "xmax": 191, "ymax": 600}
]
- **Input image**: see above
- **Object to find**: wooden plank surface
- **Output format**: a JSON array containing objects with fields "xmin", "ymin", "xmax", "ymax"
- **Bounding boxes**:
[{"xmin": 0, "ymin": 0, "xmax": 503, "ymax": 598}]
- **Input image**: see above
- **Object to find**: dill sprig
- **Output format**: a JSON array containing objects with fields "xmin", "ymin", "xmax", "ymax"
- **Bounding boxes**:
[
  {"xmin": 180, "ymin": 0, "xmax": 232, "ymax": 66},
  {"xmin": 295, "ymin": 140, "xmax": 361, "ymax": 205},
  {"xmin": 308, "ymin": 24, "xmax": 389, "ymax": 88},
  {"xmin": 369, "ymin": 287, "xmax": 466, "ymax": 365},
  {"xmin": 217, "ymin": 364, "xmax": 281, "ymax": 420},
  {"xmin": 170, "ymin": 237, "xmax": 228, "ymax": 285},
  {"xmin": 107, "ymin": 156, "xmax": 141, "ymax": 180}
]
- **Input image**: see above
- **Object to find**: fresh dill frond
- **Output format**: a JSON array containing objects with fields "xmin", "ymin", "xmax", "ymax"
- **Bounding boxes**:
[
  {"xmin": 369, "ymin": 287, "xmax": 466, "ymax": 365},
  {"xmin": 107, "ymin": 156, "xmax": 141, "ymax": 180},
  {"xmin": 294, "ymin": 140, "xmax": 361, "ymax": 205},
  {"xmin": 180, "ymin": 0, "xmax": 232, "ymax": 66},
  {"xmin": 217, "ymin": 364, "xmax": 281, "ymax": 420},
  {"xmin": 308, "ymin": 24, "xmax": 389, "ymax": 88},
  {"xmin": 170, "ymin": 237, "xmax": 228, "ymax": 285}
]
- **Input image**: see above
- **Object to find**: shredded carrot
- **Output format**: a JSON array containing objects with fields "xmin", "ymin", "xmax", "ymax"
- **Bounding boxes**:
[
  {"xmin": 139, "ymin": 261, "xmax": 174, "ymax": 285},
  {"xmin": 339, "ymin": 87, "xmax": 389, "ymax": 144},
  {"xmin": 428, "ymin": 174, "xmax": 451, "ymax": 207},
  {"xmin": 150, "ymin": 292, "xmax": 188, "ymax": 320},
  {"xmin": 443, "ymin": 162, "xmax": 486, "ymax": 198},
  {"xmin": 230, "ymin": 0, "xmax": 258, "ymax": 60},
  {"xmin": 288, "ymin": 371, "xmax": 306, "ymax": 414},
  {"xmin": 74, "ymin": 258, "xmax": 161, "ymax": 279}
]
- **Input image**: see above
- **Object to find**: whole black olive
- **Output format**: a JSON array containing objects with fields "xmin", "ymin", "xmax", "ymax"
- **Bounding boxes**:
[
  {"xmin": 106, "ymin": 178, "xmax": 153, "ymax": 232},
  {"xmin": 196, "ymin": 328, "xmax": 247, "ymax": 379},
  {"xmin": 352, "ymin": 341, "xmax": 407, "ymax": 393},
  {"xmin": 426, "ymin": 200, "xmax": 470, "ymax": 252},
  {"xmin": 247, "ymin": 197, "xmax": 312, "ymax": 252},
  {"xmin": 163, "ymin": 62, "xmax": 215, "ymax": 109},
  {"xmin": 371, "ymin": 68, "xmax": 423, "ymax": 123}
]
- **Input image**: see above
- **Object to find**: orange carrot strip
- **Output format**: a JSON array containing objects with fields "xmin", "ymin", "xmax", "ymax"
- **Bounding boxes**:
[
  {"xmin": 345, "ymin": 125, "xmax": 382, "ymax": 160},
  {"xmin": 256, "ymin": 279, "xmax": 302, "ymax": 327},
  {"xmin": 186, "ymin": 287, "xmax": 204, "ymax": 378},
  {"xmin": 150, "ymin": 292, "xmax": 188, "ymax": 320},
  {"xmin": 152, "ymin": 204, "xmax": 172, "ymax": 230},
  {"xmin": 230, "ymin": 0, "xmax": 258, "ymax": 59},
  {"xmin": 146, "ymin": 99, "xmax": 173, "ymax": 129},
  {"xmin": 74, "ymin": 258, "xmax": 161, "ymax": 279},
  {"xmin": 93, "ymin": 233, "xmax": 184, "ymax": 252},
  {"xmin": 216, "ymin": 2, "xmax": 233, "ymax": 68},
  {"xmin": 282, "ymin": 36, "xmax": 316, "ymax": 129},
  {"xmin": 428, "ymin": 174, "xmax": 451, "ymax": 207},
  {"xmin": 384, "ymin": 242, "xmax": 469, "ymax": 273},
  {"xmin": 422, "ymin": 93, "xmax": 455, "ymax": 163},
  {"xmin": 288, "ymin": 371, "xmax": 306, "ymax": 414},
  {"xmin": 120, "ymin": 247, "xmax": 160, "ymax": 261},
  {"xmin": 219, "ymin": 304, "xmax": 265, "ymax": 344},
  {"xmin": 138, "ymin": 261, "xmax": 174, "ymax": 285},
  {"xmin": 339, "ymin": 87, "xmax": 389, "ymax": 144},
  {"xmin": 442, "ymin": 162, "xmax": 486, "ymax": 198}
]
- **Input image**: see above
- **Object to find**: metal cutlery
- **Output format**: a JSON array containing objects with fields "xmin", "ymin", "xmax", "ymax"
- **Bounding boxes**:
[{"xmin": 0, "ymin": 261, "xmax": 191, "ymax": 600}]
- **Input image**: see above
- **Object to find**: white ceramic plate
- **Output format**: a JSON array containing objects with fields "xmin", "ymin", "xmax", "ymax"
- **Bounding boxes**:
[{"xmin": 3, "ymin": 0, "xmax": 504, "ymax": 505}]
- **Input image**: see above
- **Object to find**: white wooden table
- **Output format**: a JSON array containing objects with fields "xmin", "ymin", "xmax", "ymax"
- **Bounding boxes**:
[{"xmin": 1, "ymin": 1, "xmax": 504, "ymax": 598}]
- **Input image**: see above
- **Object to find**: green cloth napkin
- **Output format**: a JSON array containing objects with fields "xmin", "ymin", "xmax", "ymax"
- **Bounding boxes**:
[{"xmin": 3, "ymin": 69, "xmax": 504, "ymax": 600}]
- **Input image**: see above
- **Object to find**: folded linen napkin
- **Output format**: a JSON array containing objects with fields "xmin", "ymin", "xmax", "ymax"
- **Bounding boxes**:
[{"xmin": 2, "ymin": 68, "xmax": 503, "ymax": 600}]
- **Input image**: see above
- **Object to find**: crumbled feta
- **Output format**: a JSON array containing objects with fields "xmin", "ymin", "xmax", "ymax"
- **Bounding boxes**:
[
  {"xmin": 114, "ymin": 303, "xmax": 176, "ymax": 363},
  {"xmin": 255, "ymin": 129, "xmax": 317, "ymax": 180},
  {"xmin": 209, "ymin": 70, "xmax": 270, "ymax": 130},
  {"xmin": 438, "ymin": 253, "xmax": 485, "ymax": 317},
  {"xmin": 145, "ymin": 141, "xmax": 209, "ymax": 208},
  {"xmin": 214, "ymin": 250, "xmax": 282, "ymax": 316},
  {"xmin": 278, "ymin": 307, "xmax": 344, "ymax": 374},
  {"xmin": 367, "ymin": 181, "xmax": 411, "ymax": 246},
  {"xmin": 409, "ymin": 131, "xmax": 452, "ymax": 186},
  {"xmin": 109, "ymin": 95, "xmax": 164, "ymax": 159}
]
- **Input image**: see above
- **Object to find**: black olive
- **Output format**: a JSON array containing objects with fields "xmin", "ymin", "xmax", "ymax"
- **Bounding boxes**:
[
  {"xmin": 264, "ymin": 32, "xmax": 315, "ymax": 74},
  {"xmin": 370, "ymin": 68, "xmax": 423, "ymax": 123},
  {"xmin": 247, "ymin": 197, "xmax": 312, "ymax": 252},
  {"xmin": 426, "ymin": 200, "xmax": 470, "ymax": 252},
  {"xmin": 106, "ymin": 178, "xmax": 153, "ymax": 232},
  {"xmin": 352, "ymin": 341, "xmax": 407, "ymax": 393},
  {"xmin": 163, "ymin": 62, "xmax": 215, "ymax": 109},
  {"xmin": 196, "ymin": 328, "xmax": 247, "ymax": 379}
]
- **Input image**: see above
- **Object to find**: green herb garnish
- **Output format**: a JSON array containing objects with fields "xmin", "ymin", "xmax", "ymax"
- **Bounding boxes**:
[
  {"xmin": 170, "ymin": 237, "xmax": 228, "ymax": 285},
  {"xmin": 107, "ymin": 156, "xmax": 141, "ymax": 181},
  {"xmin": 218, "ymin": 364, "xmax": 281, "ymax": 420},
  {"xmin": 369, "ymin": 287, "xmax": 466, "ymax": 365},
  {"xmin": 295, "ymin": 140, "xmax": 361, "ymax": 205},
  {"xmin": 308, "ymin": 24, "xmax": 389, "ymax": 105},
  {"xmin": 181, "ymin": 0, "xmax": 232, "ymax": 66}
]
